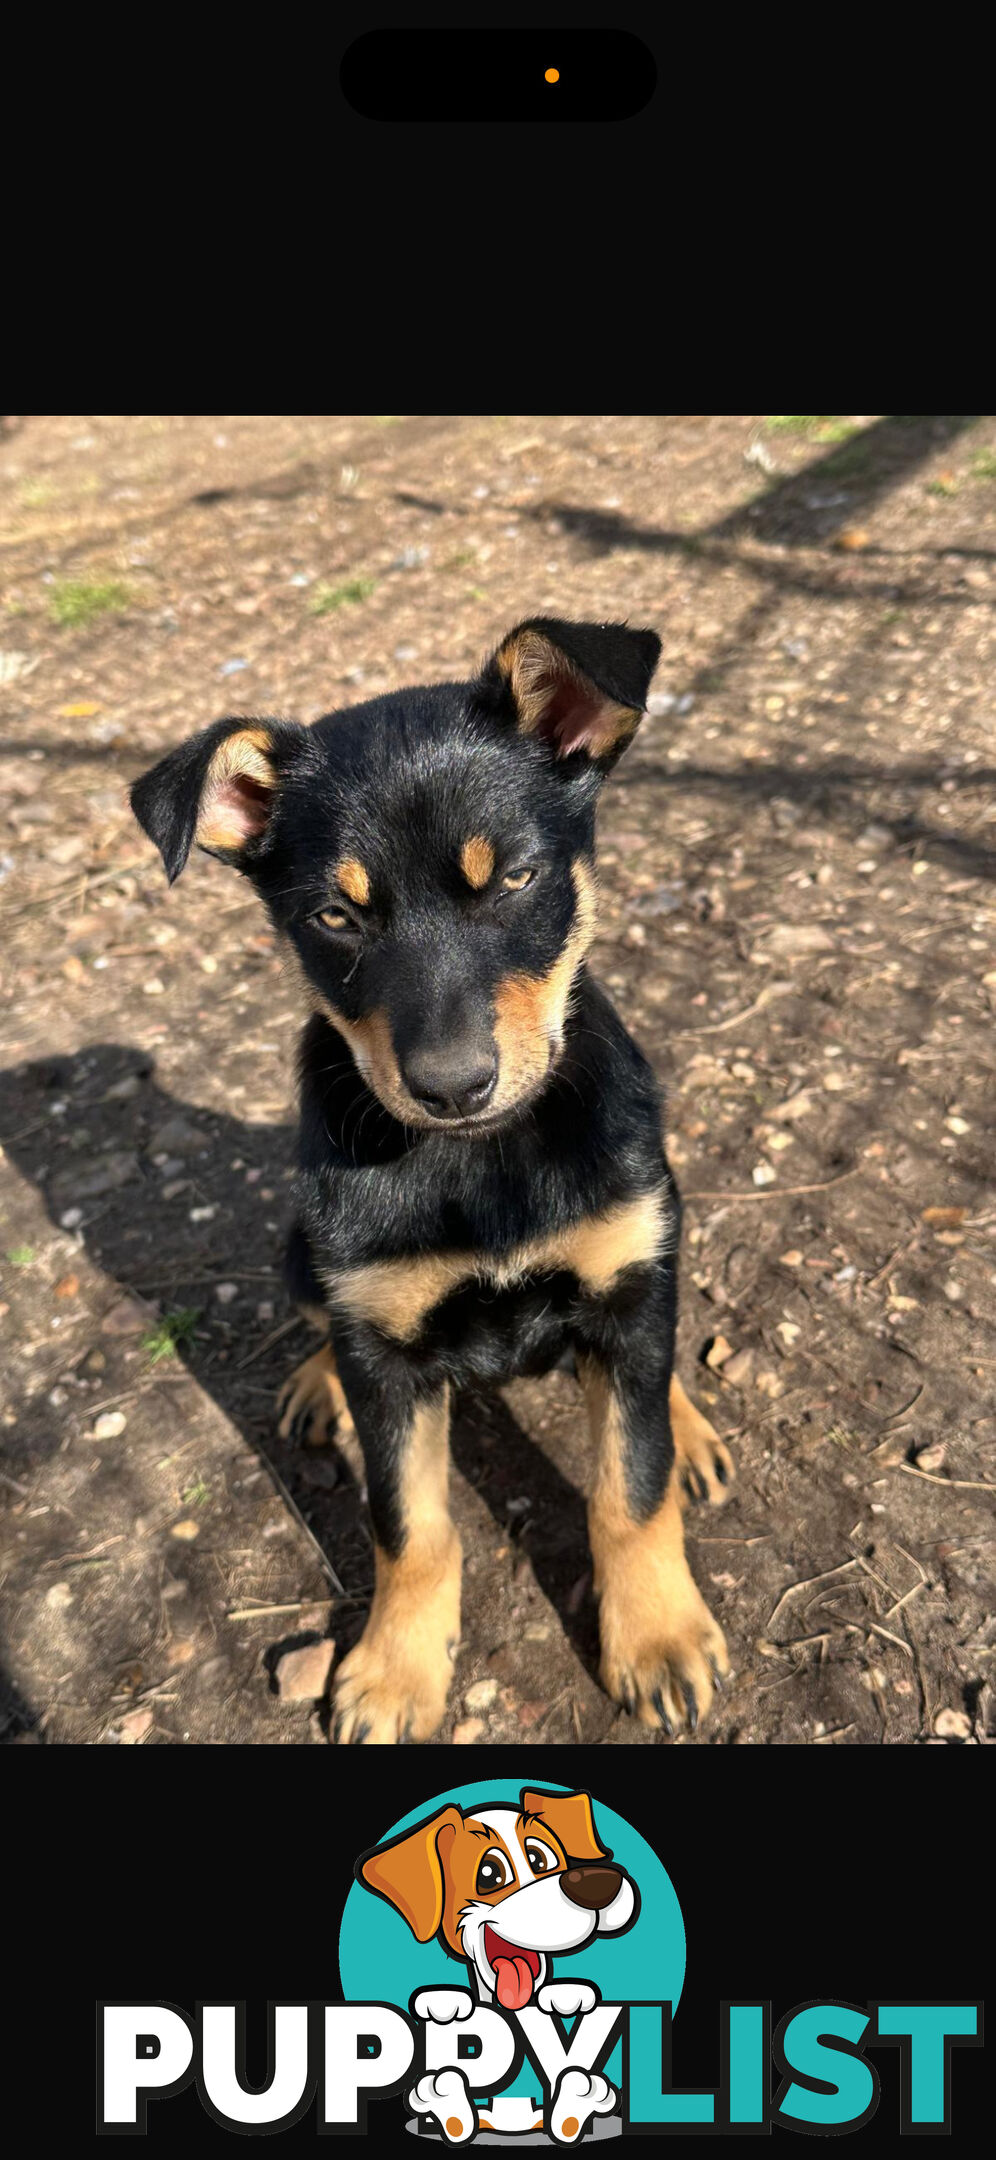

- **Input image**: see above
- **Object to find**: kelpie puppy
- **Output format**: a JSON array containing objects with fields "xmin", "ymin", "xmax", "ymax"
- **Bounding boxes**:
[{"xmin": 132, "ymin": 618, "xmax": 733, "ymax": 1744}]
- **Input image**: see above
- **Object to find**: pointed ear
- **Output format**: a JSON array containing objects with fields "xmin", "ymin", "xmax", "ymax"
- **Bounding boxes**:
[
  {"xmin": 356, "ymin": 1806, "xmax": 464, "ymax": 1943},
  {"xmin": 520, "ymin": 1788, "xmax": 608, "ymax": 1863},
  {"xmin": 477, "ymin": 617, "xmax": 661, "ymax": 767},
  {"xmin": 130, "ymin": 716, "xmax": 303, "ymax": 884}
]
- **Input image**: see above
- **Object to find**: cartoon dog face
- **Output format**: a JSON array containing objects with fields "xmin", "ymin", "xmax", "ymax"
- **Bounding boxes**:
[{"xmin": 357, "ymin": 1787, "xmax": 638, "ymax": 2009}]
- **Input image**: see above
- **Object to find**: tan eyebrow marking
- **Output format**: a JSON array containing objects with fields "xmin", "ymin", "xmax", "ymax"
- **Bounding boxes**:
[
  {"xmin": 460, "ymin": 835, "xmax": 496, "ymax": 890},
  {"xmin": 336, "ymin": 857, "xmax": 370, "ymax": 906}
]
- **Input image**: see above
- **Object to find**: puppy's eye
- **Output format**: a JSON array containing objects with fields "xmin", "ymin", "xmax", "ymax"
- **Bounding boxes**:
[
  {"xmin": 524, "ymin": 1839, "xmax": 558, "ymax": 1876},
  {"xmin": 501, "ymin": 867, "xmax": 535, "ymax": 894},
  {"xmin": 476, "ymin": 1849, "xmax": 513, "ymax": 1894},
  {"xmin": 316, "ymin": 909, "xmax": 357, "ymax": 933}
]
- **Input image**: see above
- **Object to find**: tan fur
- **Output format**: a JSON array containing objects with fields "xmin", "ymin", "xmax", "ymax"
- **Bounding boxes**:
[
  {"xmin": 196, "ymin": 728, "xmax": 275, "ymax": 850},
  {"xmin": 460, "ymin": 834, "xmax": 495, "ymax": 889},
  {"xmin": 277, "ymin": 1340, "xmax": 355, "ymax": 1447},
  {"xmin": 669, "ymin": 1375, "xmax": 736, "ymax": 1507},
  {"xmin": 583, "ymin": 1359, "xmax": 729, "ymax": 1730},
  {"xmin": 326, "ymin": 1186, "xmax": 674, "ymax": 1342},
  {"xmin": 336, "ymin": 857, "xmax": 370, "ymax": 907},
  {"xmin": 496, "ymin": 627, "xmax": 641, "ymax": 760},
  {"xmin": 489, "ymin": 857, "xmax": 598, "ymax": 1110},
  {"xmin": 332, "ymin": 1390, "xmax": 462, "ymax": 1744}
]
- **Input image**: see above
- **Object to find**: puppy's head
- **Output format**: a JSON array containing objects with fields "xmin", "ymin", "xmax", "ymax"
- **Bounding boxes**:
[
  {"xmin": 356, "ymin": 1787, "xmax": 638, "ymax": 2007},
  {"xmin": 131, "ymin": 617, "xmax": 660, "ymax": 1135}
]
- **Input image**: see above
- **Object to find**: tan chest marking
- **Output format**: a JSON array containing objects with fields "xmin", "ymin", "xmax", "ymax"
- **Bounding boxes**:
[{"xmin": 325, "ymin": 1186, "xmax": 673, "ymax": 1341}]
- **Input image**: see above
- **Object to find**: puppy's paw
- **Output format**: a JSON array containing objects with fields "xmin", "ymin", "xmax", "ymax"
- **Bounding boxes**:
[
  {"xmin": 413, "ymin": 1989, "xmax": 474, "ymax": 2024},
  {"xmin": 408, "ymin": 2069, "xmax": 476, "ymax": 2144},
  {"xmin": 277, "ymin": 1343, "xmax": 355, "ymax": 1449},
  {"xmin": 537, "ymin": 1981, "xmax": 599, "ymax": 2018},
  {"xmin": 550, "ymin": 2068, "xmax": 616, "ymax": 2143},
  {"xmin": 597, "ymin": 1511, "xmax": 729, "ymax": 1735},
  {"xmin": 670, "ymin": 1376, "xmax": 735, "ymax": 1507},
  {"xmin": 332, "ymin": 1606, "xmax": 457, "ymax": 1745}
]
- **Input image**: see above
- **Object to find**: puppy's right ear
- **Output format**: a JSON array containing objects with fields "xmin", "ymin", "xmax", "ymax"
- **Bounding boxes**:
[
  {"xmin": 130, "ymin": 716, "xmax": 305, "ymax": 883},
  {"xmin": 356, "ymin": 1806, "xmax": 464, "ymax": 1942}
]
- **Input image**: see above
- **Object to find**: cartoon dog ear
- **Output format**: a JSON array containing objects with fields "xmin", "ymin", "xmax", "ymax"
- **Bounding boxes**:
[
  {"xmin": 520, "ymin": 1789, "xmax": 608, "ymax": 1864},
  {"xmin": 476, "ymin": 617, "xmax": 661, "ymax": 768},
  {"xmin": 356, "ymin": 1806, "xmax": 465, "ymax": 1943},
  {"xmin": 130, "ymin": 716, "xmax": 307, "ymax": 884}
]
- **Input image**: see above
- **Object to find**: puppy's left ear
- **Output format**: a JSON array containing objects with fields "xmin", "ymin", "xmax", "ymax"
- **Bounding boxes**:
[
  {"xmin": 131, "ymin": 715, "xmax": 307, "ymax": 884},
  {"xmin": 521, "ymin": 1788, "xmax": 608, "ymax": 1863},
  {"xmin": 476, "ymin": 617, "xmax": 661, "ymax": 768}
]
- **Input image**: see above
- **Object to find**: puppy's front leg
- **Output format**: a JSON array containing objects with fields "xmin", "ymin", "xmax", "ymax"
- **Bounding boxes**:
[
  {"xmin": 581, "ymin": 1291, "xmax": 728, "ymax": 1733},
  {"xmin": 330, "ymin": 1353, "xmax": 461, "ymax": 1744}
]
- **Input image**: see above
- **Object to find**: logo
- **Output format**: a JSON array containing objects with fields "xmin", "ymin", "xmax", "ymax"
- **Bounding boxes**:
[{"xmin": 97, "ymin": 1780, "xmax": 982, "ymax": 2140}]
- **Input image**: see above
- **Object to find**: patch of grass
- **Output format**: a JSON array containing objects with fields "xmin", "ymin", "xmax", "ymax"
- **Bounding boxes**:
[
  {"xmin": 49, "ymin": 579, "xmax": 131, "ymax": 628},
  {"xmin": 765, "ymin": 416, "xmax": 859, "ymax": 443},
  {"xmin": 309, "ymin": 577, "xmax": 377, "ymax": 615},
  {"xmin": 926, "ymin": 478, "xmax": 958, "ymax": 498},
  {"xmin": 5, "ymin": 1244, "xmax": 35, "ymax": 1265},
  {"xmin": 971, "ymin": 450, "xmax": 996, "ymax": 480},
  {"xmin": 142, "ymin": 1307, "xmax": 201, "ymax": 1363},
  {"xmin": 182, "ymin": 1477, "xmax": 210, "ymax": 1508}
]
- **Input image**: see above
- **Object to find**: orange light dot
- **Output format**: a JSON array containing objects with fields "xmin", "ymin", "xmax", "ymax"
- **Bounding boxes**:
[{"xmin": 545, "ymin": 68, "xmax": 560, "ymax": 83}]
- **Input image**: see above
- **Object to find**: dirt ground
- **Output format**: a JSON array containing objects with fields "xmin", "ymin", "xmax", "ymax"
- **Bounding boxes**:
[{"xmin": 1, "ymin": 413, "xmax": 994, "ymax": 1747}]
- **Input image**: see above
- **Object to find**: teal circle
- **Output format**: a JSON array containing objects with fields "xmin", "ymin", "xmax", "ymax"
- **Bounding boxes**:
[{"xmin": 338, "ymin": 1779, "xmax": 684, "ymax": 2096}]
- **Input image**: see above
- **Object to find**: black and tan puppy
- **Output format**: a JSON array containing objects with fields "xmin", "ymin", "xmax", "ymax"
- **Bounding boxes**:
[{"xmin": 132, "ymin": 617, "xmax": 733, "ymax": 1744}]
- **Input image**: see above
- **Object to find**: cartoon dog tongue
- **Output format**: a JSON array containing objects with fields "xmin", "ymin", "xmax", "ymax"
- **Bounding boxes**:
[{"xmin": 493, "ymin": 1955, "xmax": 535, "ymax": 2011}]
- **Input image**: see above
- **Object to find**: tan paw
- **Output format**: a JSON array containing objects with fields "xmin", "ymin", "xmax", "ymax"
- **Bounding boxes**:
[
  {"xmin": 596, "ymin": 1498, "xmax": 729, "ymax": 1734},
  {"xmin": 332, "ymin": 1534, "xmax": 461, "ymax": 1744},
  {"xmin": 277, "ymin": 1343, "xmax": 355, "ymax": 1448},
  {"xmin": 670, "ymin": 1375, "xmax": 735, "ymax": 1507},
  {"xmin": 332, "ymin": 1628, "xmax": 456, "ymax": 1744}
]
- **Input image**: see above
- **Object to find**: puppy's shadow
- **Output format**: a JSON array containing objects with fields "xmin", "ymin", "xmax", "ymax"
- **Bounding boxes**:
[{"xmin": 0, "ymin": 1042, "xmax": 601, "ymax": 1707}]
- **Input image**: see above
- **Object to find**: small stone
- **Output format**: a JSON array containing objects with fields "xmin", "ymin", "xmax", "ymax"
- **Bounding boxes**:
[
  {"xmin": 705, "ymin": 1334, "xmax": 734, "ymax": 1370},
  {"xmin": 780, "ymin": 1250, "xmax": 803, "ymax": 1266},
  {"xmin": 143, "ymin": 978, "xmax": 166, "ymax": 995},
  {"xmin": 945, "ymin": 1115, "xmax": 970, "ymax": 1135},
  {"xmin": 464, "ymin": 1678, "xmax": 499, "ymax": 1712},
  {"xmin": 170, "ymin": 1518, "xmax": 200, "ymax": 1541},
  {"xmin": 452, "ymin": 1717, "xmax": 486, "ymax": 1744},
  {"xmin": 722, "ymin": 1348, "xmax": 755, "ymax": 1386},
  {"xmin": 833, "ymin": 526, "xmax": 871, "ymax": 551},
  {"xmin": 59, "ymin": 1207, "xmax": 83, "ymax": 1229},
  {"xmin": 165, "ymin": 1640, "xmax": 196, "ymax": 1667},
  {"xmin": 54, "ymin": 1274, "xmax": 79, "ymax": 1298},
  {"xmin": 214, "ymin": 1282, "xmax": 238, "ymax": 1304},
  {"xmin": 46, "ymin": 1581, "xmax": 73, "ymax": 1610},
  {"xmin": 764, "ymin": 923, "xmax": 835, "ymax": 956},
  {"xmin": 933, "ymin": 1708, "xmax": 972, "ymax": 1741},
  {"xmin": 752, "ymin": 1162, "xmax": 776, "ymax": 1186},
  {"xmin": 117, "ymin": 1708, "xmax": 153, "ymax": 1744},
  {"xmin": 275, "ymin": 1639, "xmax": 335, "ymax": 1702},
  {"xmin": 93, "ymin": 1410, "xmax": 127, "ymax": 1440},
  {"xmin": 101, "ymin": 1296, "xmax": 155, "ymax": 1336},
  {"xmin": 916, "ymin": 1443, "xmax": 947, "ymax": 1471}
]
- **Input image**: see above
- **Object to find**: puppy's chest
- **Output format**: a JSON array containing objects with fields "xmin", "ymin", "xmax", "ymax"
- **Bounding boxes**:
[{"xmin": 319, "ymin": 1185, "xmax": 673, "ymax": 1344}]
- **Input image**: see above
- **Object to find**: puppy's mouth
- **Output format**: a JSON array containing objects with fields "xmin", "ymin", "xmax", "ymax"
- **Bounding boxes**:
[{"xmin": 483, "ymin": 1924, "xmax": 542, "ymax": 2009}]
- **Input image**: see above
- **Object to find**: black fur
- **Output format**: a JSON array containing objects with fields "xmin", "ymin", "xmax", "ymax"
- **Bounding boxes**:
[{"xmin": 132, "ymin": 618, "xmax": 687, "ymax": 1684}]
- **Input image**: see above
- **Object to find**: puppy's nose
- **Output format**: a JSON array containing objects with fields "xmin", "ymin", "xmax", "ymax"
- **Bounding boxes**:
[
  {"xmin": 403, "ymin": 1046, "xmax": 498, "ymax": 1121},
  {"xmin": 561, "ymin": 1864, "xmax": 623, "ymax": 1911}
]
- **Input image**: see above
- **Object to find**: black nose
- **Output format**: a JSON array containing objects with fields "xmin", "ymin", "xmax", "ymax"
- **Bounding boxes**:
[
  {"xmin": 561, "ymin": 1865, "xmax": 623, "ymax": 1911},
  {"xmin": 403, "ymin": 1047, "xmax": 498, "ymax": 1121}
]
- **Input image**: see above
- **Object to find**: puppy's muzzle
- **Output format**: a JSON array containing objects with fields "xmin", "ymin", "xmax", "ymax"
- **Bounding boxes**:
[{"xmin": 560, "ymin": 1863, "xmax": 623, "ymax": 1911}]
